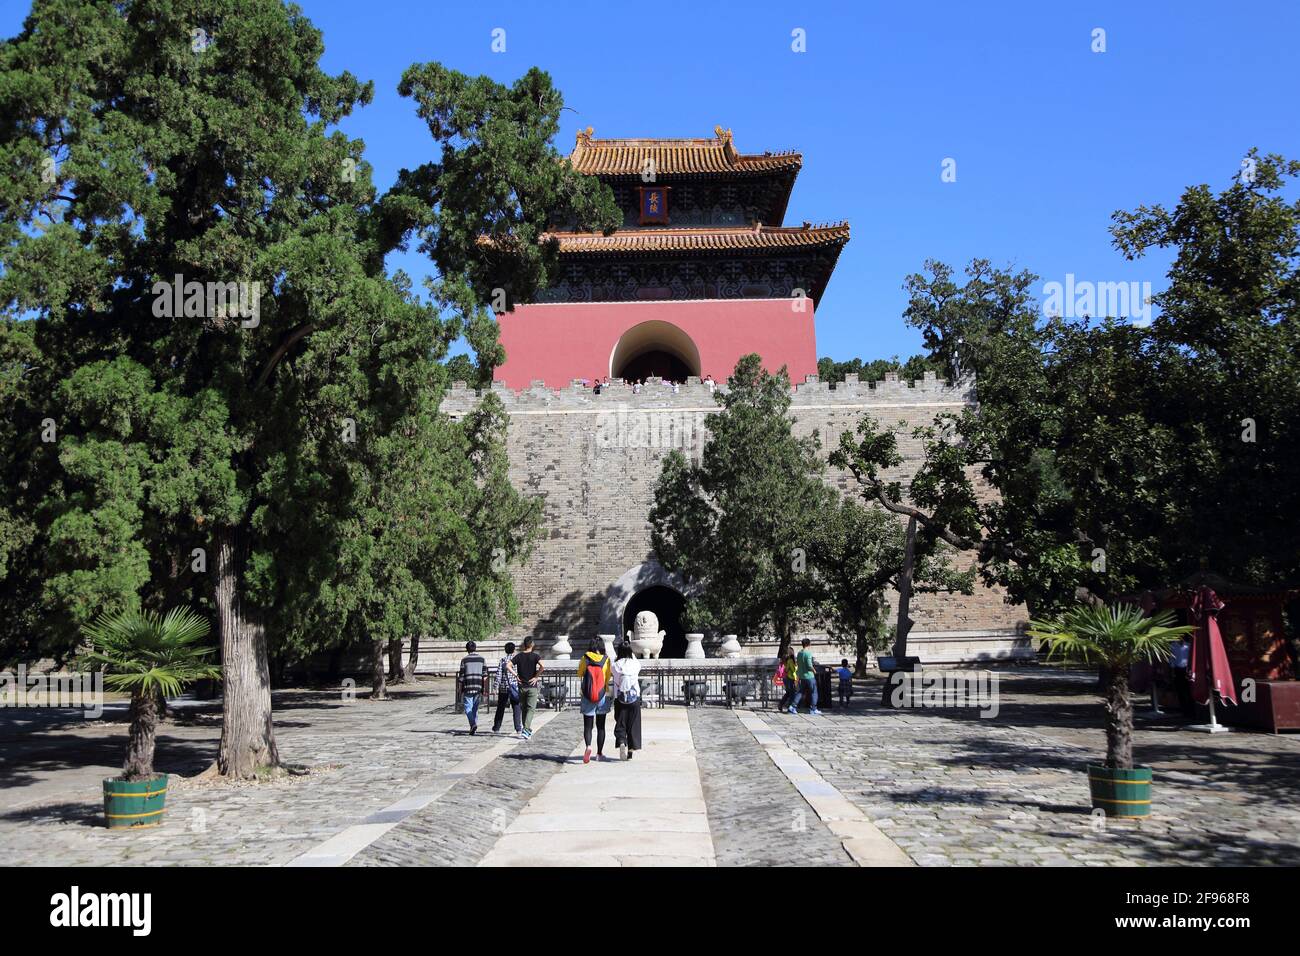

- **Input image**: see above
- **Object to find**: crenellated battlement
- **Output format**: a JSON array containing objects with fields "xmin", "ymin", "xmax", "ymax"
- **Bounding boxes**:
[{"xmin": 441, "ymin": 371, "xmax": 973, "ymax": 416}]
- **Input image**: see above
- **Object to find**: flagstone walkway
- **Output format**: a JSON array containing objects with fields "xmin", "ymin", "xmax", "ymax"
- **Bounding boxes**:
[
  {"xmin": 478, "ymin": 707, "xmax": 716, "ymax": 866},
  {"xmin": 293, "ymin": 713, "xmax": 557, "ymax": 866},
  {"xmin": 5, "ymin": 672, "xmax": 1300, "ymax": 867},
  {"xmin": 763, "ymin": 673, "xmax": 1300, "ymax": 866}
]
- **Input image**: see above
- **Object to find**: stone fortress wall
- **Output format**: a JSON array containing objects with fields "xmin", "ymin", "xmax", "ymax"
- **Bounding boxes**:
[{"xmin": 440, "ymin": 372, "xmax": 1030, "ymax": 665}]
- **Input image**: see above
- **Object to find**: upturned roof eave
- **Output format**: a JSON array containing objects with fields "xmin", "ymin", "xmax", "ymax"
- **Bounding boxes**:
[{"xmin": 544, "ymin": 229, "xmax": 848, "ymax": 306}]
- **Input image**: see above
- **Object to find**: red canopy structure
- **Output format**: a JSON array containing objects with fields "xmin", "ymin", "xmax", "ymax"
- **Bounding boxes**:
[
  {"xmin": 1137, "ymin": 572, "xmax": 1294, "ymax": 681},
  {"xmin": 1134, "ymin": 573, "xmax": 1299, "ymax": 731},
  {"xmin": 1189, "ymin": 586, "xmax": 1237, "ymax": 707}
]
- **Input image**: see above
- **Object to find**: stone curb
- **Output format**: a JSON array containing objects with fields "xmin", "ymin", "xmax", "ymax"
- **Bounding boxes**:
[
  {"xmin": 735, "ymin": 711, "xmax": 914, "ymax": 867},
  {"xmin": 285, "ymin": 713, "xmax": 557, "ymax": 867}
]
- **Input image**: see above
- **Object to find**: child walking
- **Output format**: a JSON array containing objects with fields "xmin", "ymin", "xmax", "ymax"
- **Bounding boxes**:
[{"xmin": 837, "ymin": 658, "xmax": 854, "ymax": 708}]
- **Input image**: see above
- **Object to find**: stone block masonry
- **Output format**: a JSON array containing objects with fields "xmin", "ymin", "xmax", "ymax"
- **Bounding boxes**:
[{"xmin": 440, "ymin": 372, "xmax": 1028, "ymax": 663}]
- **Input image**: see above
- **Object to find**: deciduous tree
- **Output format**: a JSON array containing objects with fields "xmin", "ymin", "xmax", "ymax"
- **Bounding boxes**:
[{"xmin": 650, "ymin": 355, "xmax": 834, "ymax": 657}]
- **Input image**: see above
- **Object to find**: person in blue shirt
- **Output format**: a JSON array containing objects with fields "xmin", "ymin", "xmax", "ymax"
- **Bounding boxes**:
[
  {"xmin": 836, "ymin": 658, "xmax": 854, "ymax": 708},
  {"xmin": 1171, "ymin": 634, "xmax": 1194, "ymax": 717}
]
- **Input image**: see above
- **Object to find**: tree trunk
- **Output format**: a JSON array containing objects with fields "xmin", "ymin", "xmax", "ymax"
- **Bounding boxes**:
[
  {"xmin": 1103, "ymin": 662, "xmax": 1134, "ymax": 769},
  {"xmin": 386, "ymin": 637, "xmax": 404, "ymax": 683},
  {"xmin": 124, "ymin": 691, "xmax": 159, "ymax": 781},
  {"xmin": 370, "ymin": 639, "xmax": 387, "ymax": 700},
  {"xmin": 162, "ymin": 550, "xmax": 184, "ymax": 614},
  {"xmin": 774, "ymin": 611, "xmax": 792, "ymax": 661},
  {"xmin": 213, "ymin": 524, "xmax": 279, "ymax": 779},
  {"xmin": 854, "ymin": 630, "xmax": 870, "ymax": 677},
  {"xmin": 893, "ymin": 515, "xmax": 918, "ymax": 660},
  {"xmin": 405, "ymin": 634, "xmax": 420, "ymax": 681}
]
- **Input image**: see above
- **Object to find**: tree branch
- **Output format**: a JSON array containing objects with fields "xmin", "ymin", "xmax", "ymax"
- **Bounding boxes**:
[
  {"xmin": 255, "ymin": 323, "xmax": 315, "ymax": 389},
  {"xmin": 843, "ymin": 458, "xmax": 977, "ymax": 550}
]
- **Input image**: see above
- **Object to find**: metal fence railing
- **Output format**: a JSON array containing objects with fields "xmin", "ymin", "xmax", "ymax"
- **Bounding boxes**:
[{"xmin": 453, "ymin": 662, "xmax": 784, "ymax": 711}]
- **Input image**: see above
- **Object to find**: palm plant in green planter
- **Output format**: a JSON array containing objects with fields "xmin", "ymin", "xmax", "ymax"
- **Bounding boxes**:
[
  {"xmin": 1028, "ymin": 603, "xmax": 1193, "ymax": 818},
  {"xmin": 77, "ymin": 608, "xmax": 221, "ymax": 829}
]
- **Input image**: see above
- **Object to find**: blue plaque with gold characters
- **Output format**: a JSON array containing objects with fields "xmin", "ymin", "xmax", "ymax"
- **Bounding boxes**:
[{"xmin": 638, "ymin": 186, "xmax": 670, "ymax": 225}]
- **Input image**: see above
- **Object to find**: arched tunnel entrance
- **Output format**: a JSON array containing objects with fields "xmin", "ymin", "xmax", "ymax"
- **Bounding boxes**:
[
  {"xmin": 621, "ymin": 585, "xmax": 687, "ymax": 658},
  {"xmin": 609, "ymin": 320, "xmax": 701, "ymax": 383},
  {"xmin": 618, "ymin": 349, "xmax": 693, "ymax": 383}
]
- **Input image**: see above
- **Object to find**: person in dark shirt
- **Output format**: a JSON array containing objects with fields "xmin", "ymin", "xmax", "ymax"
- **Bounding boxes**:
[
  {"xmin": 491, "ymin": 641, "xmax": 522, "ymax": 735},
  {"xmin": 513, "ymin": 637, "xmax": 544, "ymax": 738},
  {"xmin": 457, "ymin": 641, "xmax": 487, "ymax": 734}
]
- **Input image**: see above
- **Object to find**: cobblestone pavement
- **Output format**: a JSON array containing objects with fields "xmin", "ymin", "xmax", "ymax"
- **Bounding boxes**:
[
  {"xmin": 6, "ymin": 670, "xmax": 1300, "ymax": 866},
  {"xmin": 0, "ymin": 682, "xmax": 502, "ymax": 866},
  {"xmin": 349, "ymin": 709, "xmax": 576, "ymax": 867},
  {"xmin": 764, "ymin": 671, "xmax": 1300, "ymax": 866},
  {"xmin": 688, "ymin": 706, "xmax": 853, "ymax": 867}
]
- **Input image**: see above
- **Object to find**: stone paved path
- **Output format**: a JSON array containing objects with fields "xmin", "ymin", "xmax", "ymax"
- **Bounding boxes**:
[
  {"xmin": 293, "ymin": 713, "xmax": 557, "ymax": 866},
  {"xmin": 350, "ymin": 709, "xmax": 575, "ymax": 867},
  {"xmin": 5, "ymin": 671, "xmax": 1300, "ymax": 867},
  {"xmin": 737, "ymin": 710, "xmax": 911, "ymax": 865},
  {"xmin": 477, "ymin": 707, "xmax": 717, "ymax": 866},
  {"xmin": 687, "ymin": 706, "xmax": 854, "ymax": 867},
  {"xmin": 0, "ymin": 684, "xmax": 505, "ymax": 866},
  {"xmin": 766, "ymin": 672, "xmax": 1300, "ymax": 866}
]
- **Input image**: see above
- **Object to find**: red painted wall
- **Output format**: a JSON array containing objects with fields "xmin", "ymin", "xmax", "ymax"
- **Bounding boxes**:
[{"xmin": 494, "ymin": 299, "xmax": 817, "ymax": 389}]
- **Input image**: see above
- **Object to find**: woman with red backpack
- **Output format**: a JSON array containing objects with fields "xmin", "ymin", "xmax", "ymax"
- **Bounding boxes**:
[{"xmin": 577, "ymin": 636, "xmax": 613, "ymax": 764}]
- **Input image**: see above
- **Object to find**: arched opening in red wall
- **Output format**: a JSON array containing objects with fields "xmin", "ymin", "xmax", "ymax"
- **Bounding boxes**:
[{"xmin": 609, "ymin": 320, "xmax": 701, "ymax": 382}]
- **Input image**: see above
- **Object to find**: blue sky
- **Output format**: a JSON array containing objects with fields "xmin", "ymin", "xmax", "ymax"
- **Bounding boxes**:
[{"xmin": 6, "ymin": 1, "xmax": 1297, "ymax": 362}]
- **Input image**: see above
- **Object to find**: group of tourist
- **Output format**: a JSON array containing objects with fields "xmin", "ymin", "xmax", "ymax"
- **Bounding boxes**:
[
  {"xmin": 774, "ymin": 638, "xmax": 858, "ymax": 713},
  {"xmin": 456, "ymin": 636, "xmax": 644, "ymax": 762},
  {"xmin": 582, "ymin": 373, "xmax": 717, "ymax": 395},
  {"xmin": 457, "ymin": 635, "xmax": 855, "ymax": 762},
  {"xmin": 778, "ymin": 638, "xmax": 828, "ymax": 715}
]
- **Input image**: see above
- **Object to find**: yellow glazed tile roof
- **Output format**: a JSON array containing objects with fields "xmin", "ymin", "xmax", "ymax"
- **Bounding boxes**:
[
  {"xmin": 545, "ymin": 222, "xmax": 849, "ymax": 254},
  {"xmin": 569, "ymin": 126, "xmax": 802, "ymax": 177}
]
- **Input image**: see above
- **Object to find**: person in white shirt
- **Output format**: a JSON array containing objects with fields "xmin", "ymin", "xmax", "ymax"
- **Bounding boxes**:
[{"xmin": 611, "ymin": 642, "xmax": 643, "ymax": 760}]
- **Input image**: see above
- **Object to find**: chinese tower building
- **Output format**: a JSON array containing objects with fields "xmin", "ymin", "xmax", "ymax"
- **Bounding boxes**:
[
  {"xmin": 439, "ymin": 127, "xmax": 1029, "ymax": 665},
  {"xmin": 493, "ymin": 126, "xmax": 850, "ymax": 389}
]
